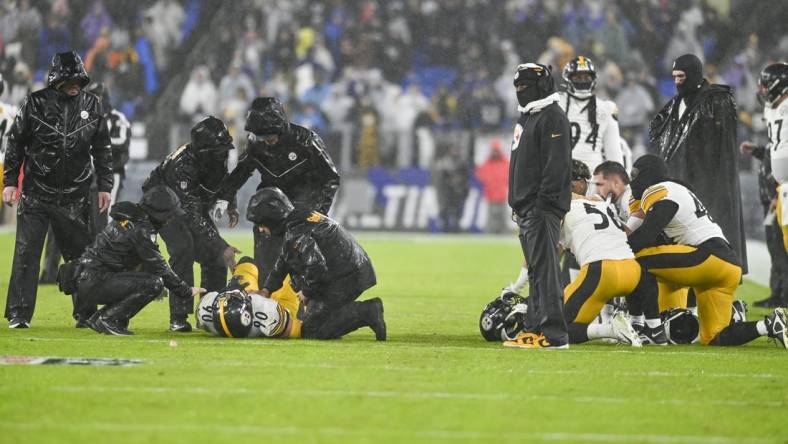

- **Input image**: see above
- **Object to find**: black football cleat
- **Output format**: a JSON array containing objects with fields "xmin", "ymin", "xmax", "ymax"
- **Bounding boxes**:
[
  {"xmin": 639, "ymin": 324, "xmax": 668, "ymax": 346},
  {"xmin": 731, "ymin": 300, "xmax": 748, "ymax": 323},
  {"xmin": 169, "ymin": 319, "xmax": 193, "ymax": 333},
  {"xmin": 8, "ymin": 318, "xmax": 30, "ymax": 329},
  {"xmin": 96, "ymin": 317, "xmax": 134, "ymax": 336},
  {"xmin": 764, "ymin": 308, "xmax": 787, "ymax": 349},
  {"xmin": 366, "ymin": 298, "xmax": 387, "ymax": 341}
]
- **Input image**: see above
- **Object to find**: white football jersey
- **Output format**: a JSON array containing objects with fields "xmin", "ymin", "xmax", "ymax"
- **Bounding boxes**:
[
  {"xmin": 620, "ymin": 137, "xmax": 633, "ymax": 174},
  {"xmin": 766, "ymin": 98, "xmax": 788, "ymax": 183},
  {"xmin": 558, "ymin": 92, "xmax": 623, "ymax": 173},
  {"xmin": 560, "ymin": 197, "xmax": 635, "ymax": 266},
  {"xmin": 196, "ymin": 291, "xmax": 288, "ymax": 338},
  {"xmin": 0, "ymin": 101, "xmax": 18, "ymax": 164},
  {"xmin": 640, "ymin": 181, "xmax": 725, "ymax": 246}
]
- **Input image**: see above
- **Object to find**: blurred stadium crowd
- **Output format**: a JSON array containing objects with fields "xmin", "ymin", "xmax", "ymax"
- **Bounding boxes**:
[{"xmin": 0, "ymin": 0, "xmax": 785, "ymax": 231}]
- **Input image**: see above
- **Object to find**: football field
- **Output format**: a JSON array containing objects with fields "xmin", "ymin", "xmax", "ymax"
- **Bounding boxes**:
[{"xmin": 0, "ymin": 231, "xmax": 785, "ymax": 444}]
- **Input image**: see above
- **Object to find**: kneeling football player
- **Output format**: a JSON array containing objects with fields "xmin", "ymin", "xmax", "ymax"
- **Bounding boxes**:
[
  {"xmin": 246, "ymin": 187, "xmax": 386, "ymax": 340},
  {"xmin": 628, "ymin": 155, "xmax": 787, "ymax": 347},
  {"xmin": 504, "ymin": 192, "xmax": 648, "ymax": 348}
]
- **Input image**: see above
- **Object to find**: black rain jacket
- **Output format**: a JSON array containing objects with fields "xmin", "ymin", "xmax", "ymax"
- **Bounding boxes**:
[
  {"xmin": 3, "ymin": 87, "xmax": 112, "ymax": 203},
  {"xmin": 142, "ymin": 144, "xmax": 229, "ymax": 256},
  {"xmin": 263, "ymin": 211, "xmax": 376, "ymax": 302},
  {"xmin": 78, "ymin": 201, "xmax": 191, "ymax": 299},
  {"xmin": 218, "ymin": 124, "xmax": 340, "ymax": 214}
]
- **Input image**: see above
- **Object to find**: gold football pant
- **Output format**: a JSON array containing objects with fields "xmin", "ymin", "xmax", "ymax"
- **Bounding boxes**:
[
  {"xmin": 636, "ymin": 245, "xmax": 741, "ymax": 345},
  {"xmin": 563, "ymin": 259, "xmax": 641, "ymax": 326}
]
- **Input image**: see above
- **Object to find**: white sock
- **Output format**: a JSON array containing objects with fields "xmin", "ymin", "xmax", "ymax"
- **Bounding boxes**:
[
  {"xmin": 512, "ymin": 266, "xmax": 529, "ymax": 293},
  {"xmin": 587, "ymin": 323, "xmax": 614, "ymax": 340},
  {"xmin": 646, "ymin": 318, "xmax": 661, "ymax": 328},
  {"xmin": 630, "ymin": 315, "xmax": 645, "ymax": 326},
  {"xmin": 756, "ymin": 320, "xmax": 768, "ymax": 336}
]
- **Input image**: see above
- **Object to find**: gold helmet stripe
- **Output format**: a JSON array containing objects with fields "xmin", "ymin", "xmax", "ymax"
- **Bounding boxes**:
[{"xmin": 218, "ymin": 297, "xmax": 234, "ymax": 338}]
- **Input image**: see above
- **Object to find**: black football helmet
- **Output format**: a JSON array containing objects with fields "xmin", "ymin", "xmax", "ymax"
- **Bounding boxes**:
[
  {"xmin": 758, "ymin": 62, "xmax": 788, "ymax": 106},
  {"xmin": 212, "ymin": 289, "xmax": 253, "ymax": 338},
  {"xmin": 661, "ymin": 308, "xmax": 699, "ymax": 344},
  {"xmin": 563, "ymin": 56, "xmax": 597, "ymax": 99},
  {"xmin": 479, "ymin": 292, "xmax": 528, "ymax": 341}
]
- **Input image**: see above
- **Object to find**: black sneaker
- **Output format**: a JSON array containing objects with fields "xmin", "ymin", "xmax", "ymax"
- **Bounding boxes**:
[
  {"xmin": 87, "ymin": 311, "xmax": 108, "ymax": 334},
  {"xmin": 731, "ymin": 300, "xmax": 748, "ymax": 323},
  {"xmin": 764, "ymin": 308, "xmax": 787, "ymax": 349},
  {"xmin": 169, "ymin": 319, "xmax": 193, "ymax": 332},
  {"xmin": 96, "ymin": 317, "xmax": 134, "ymax": 336},
  {"xmin": 8, "ymin": 318, "xmax": 30, "ymax": 329},
  {"xmin": 639, "ymin": 324, "xmax": 668, "ymax": 346},
  {"xmin": 366, "ymin": 298, "xmax": 387, "ymax": 341}
]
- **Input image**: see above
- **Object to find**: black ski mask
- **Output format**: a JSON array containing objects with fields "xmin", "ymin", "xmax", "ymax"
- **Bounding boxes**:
[
  {"xmin": 630, "ymin": 155, "xmax": 669, "ymax": 199},
  {"xmin": 672, "ymin": 54, "xmax": 704, "ymax": 98},
  {"xmin": 513, "ymin": 63, "xmax": 554, "ymax": 108}
]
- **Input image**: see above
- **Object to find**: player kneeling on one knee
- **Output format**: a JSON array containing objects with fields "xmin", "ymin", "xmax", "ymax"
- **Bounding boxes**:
[
  {"xmin": 628, "ymin": 155, "xmax": 787, "ymax": 348},
  {"xmin": 243, "ymin": 187, "xmax": 386, "ymax": 340},
  {"xmin": 60, "ymin": 186, "xmax": 205, "ymax": 336}
]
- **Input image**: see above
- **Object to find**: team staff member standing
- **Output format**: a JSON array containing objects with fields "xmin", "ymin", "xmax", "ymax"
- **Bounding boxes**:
[
  {"xmin": 2, "ymin": 51, "xmax": 113, "ymax": 328},
  {"xmin": 650, "ymin": 54, "xmax": 747, "ymax": 273},
  {"xmin": 505, "ymin": 63, "xmax": 572, "ymax": 349},
  {"xmin": 143, "ymin": 116, "xmax": 241, "ymax": 332},
  {"xmin": 216, "ymin": 97, "xmax": 340, "ymax": 287}
]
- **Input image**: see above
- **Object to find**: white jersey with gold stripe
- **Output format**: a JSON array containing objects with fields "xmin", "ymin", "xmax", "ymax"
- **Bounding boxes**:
[
  {"xmin": 196, "ymin": 291, "xmax": 289, "ymax": 338},
  {"xmin": 560, "ymin": 197, "xmax": 635, "ymax": 266},
  {"xmin": 640, "ymin": 181, "xmax": 725, "ymax": 246},
  {"xmin": 766, "ymin": 99, "xmax": 788, "ymax": 183}
]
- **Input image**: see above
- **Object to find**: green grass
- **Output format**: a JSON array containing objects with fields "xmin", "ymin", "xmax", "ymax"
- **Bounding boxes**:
[{"xmin": 0, "ymin": 231, "xmax": 786, "ymax": 444}]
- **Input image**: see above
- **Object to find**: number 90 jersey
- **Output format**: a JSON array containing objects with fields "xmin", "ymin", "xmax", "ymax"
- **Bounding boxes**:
[
  {"xmin": 639, "ymin": 181, "xmax": 725, "ymax": 246},
  {"xmin": 560, "ymin": 196, "xmax": 635, "ymax": 266},
  {"xmin": 197, "ymin": 292, "xmax": 291, "ymax": 338}
]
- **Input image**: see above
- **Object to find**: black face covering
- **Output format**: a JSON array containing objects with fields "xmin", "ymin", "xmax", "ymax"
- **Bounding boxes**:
[
  {"xmin": 517, "ymin": 87, "xmax": 542, "ymax": 108},
  {"xmin": 630, "ymin": 154, "xmax": 669, "ymax": 199},
  {"xmin": 673, "ymin": 54, "xmax": 704, "ymax": 98}
]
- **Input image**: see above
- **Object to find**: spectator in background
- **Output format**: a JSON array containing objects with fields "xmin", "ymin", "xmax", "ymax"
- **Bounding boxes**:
[
  {"xmin": 615, "ymin": 74, "xmax": 655, "ymax": 154},
  {"xmin": 293, "ymin": 103, "xmax": 328, "ymax": 135},
  {"xmin": 475, "ymin": 139, "xmax": 509, "ymax": 234},
  {"xmin": 322, "ymin": 85, "xmax": 355, "ymax": 171},
  {"xmin": 80, "ymin": 0, "xmax": 112, "ymax": 50},
  {"xmin": 433, "ymin": 144, "xmax": 470, "ymax": 233},
  {"xmin": 352, "ymin": 96, "xmax": 380, "ymax": 170},
  {"xmin": 393, "ymin": 83, "xmax": 429, "ymax": 168},
  {"xmin": 218, "ymin": 61, "xmax": 255, "ymax": 112},
  {"xmin": 4, "ymin": 0, "xmax": 42, "ymax": 69},
  {"xmin": 179, "ymin": 65, "xmax": 217, "ymax": 123},
  {"xmin": 37, "ymin": 14, "xmax": 72, "ymax": 74}
]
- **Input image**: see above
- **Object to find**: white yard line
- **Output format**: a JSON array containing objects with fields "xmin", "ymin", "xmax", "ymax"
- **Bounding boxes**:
[
  {"xmin": 46, "ymin": 385, "xmax": 784, "ymax": 408},
  {"xmin": 0, "ymin": 420, "xmax": 773, "ymax": 444}
]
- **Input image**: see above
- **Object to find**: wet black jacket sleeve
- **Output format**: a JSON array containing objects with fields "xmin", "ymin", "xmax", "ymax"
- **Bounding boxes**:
[
  {"xmin": 2, "ymin": 98, "xmax": 30, "ymax": 188},
  {"xmin": 172, "ymin": 159, "xmax": 229, "ymax": 256},
  {"xmin": 91, "ymin": 113, "xmax": 114, "ymax": 193},
  {"xmin": 304, "ymin": 134, "xmax": 340, "ymax": 213},
  {"xmin": 628, "ymin": 200, "xmax": 678, "ymax": 252},
  {"xmin": 132, "ymin": 225, "xmax": 192, "ymax": 299}
]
